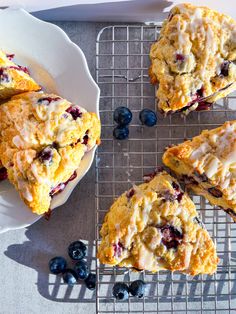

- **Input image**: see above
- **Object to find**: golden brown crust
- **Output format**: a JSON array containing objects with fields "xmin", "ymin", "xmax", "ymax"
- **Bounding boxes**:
[
  {"xmin": 149, "ymin": 3, "xmax": 236, "ymax": 114},
  {"xmin": 98, "ymin": 171, "xmax": 219, "ymax": 275},
  {"xmin": 163, "ymin": 121, "xmax": 236, "ymax": 221},
  {"xmin": 0, "ymin": 50, "xmax": 40, "ymax": 100},
  {"xmin": 0, "ymin": 91, "xmax": 101, "ymax": 214}
]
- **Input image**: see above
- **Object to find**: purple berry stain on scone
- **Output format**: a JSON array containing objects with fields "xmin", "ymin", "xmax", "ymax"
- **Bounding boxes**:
[
  {"xmin": 113, "ymin": 242, "xmax": 124, "ymax": 258},
  {"xmin": 126, "ymin": 188, "xmax": 135, "ymax": 199},
  {"xmin": 6, "ymin": 53, "xmax": 15, "ymax": 60},
  {"xmin": 143, "ymin": 167, "xmax": 164, "ymax": 182},
  {"xmin": 66, "ymin": 106, "xmax": 83, "ymax": 120},
  {"xmin": 0, "ymin": 167, "xmax": 8, "ymax": 181},
  {"xmin": 82, "ymin": 131, "xmax": 89, "ymax": 145},
  {"xmin": 50, "ymin": 171, "xmax": 77, "ymax": 197},
  {"xmin": 8, "ymin": 65, "xmax": 30, "ymax": 75},
  {"xmin": 172, "ymin": 181, "xmax": 184, "ymax": 202},
  {"xmin": 208, "ymin": 187, "xmax": 223, "ymax": 198},
  {"xmin": 38, "ymin": 146, "xmax": 54, "ymax": 164},
  {"xmin": 38, "ymin": 97, "xmax": 61, "ymax": 105},
  {"xmin": 220, "ymin": 61, "xmax": 230, "ymax": 77},
  {"xmin": 161, "ymin": 225, "xmax": 183, "ymax": 249},
  {"xmin": 175, "ymin": 53, "xmax": 185, "ymax": 62},
  {"xmin": 0, "ymin": 69, "xmax": 9, "ymax": 83}
]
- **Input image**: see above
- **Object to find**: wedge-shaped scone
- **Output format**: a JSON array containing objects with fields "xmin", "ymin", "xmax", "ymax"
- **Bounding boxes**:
[
  {"xmin": 0, "ymin": 50, "xmax": 40, "ymax": 100},
  {"xmin": 0, "ymin": 92, "xmax": 101, "ymax": 214},
  {"xmin": 163, "ymin": 121, "xmax": 236, "ymax": 221},
  {"xmin": 98, "ymin": 170, "xmax": 218, "ymax": 275},
  {"xmin": 149, "ymin": 3, "xmax": 236, "ymax": 115}
]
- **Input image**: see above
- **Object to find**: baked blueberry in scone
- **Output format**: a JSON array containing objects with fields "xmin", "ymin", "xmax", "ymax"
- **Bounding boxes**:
[
  {"xmin": 0, "ymin": 50, "xmax": 40, "ymax": 100},
  {"xmin": 0, "ymin": 91, "xmax": 101, "ymax": 214},
  {"xmin": 163, "ymin": 121, "xmax": 236, "ymax": 221},
  {"xmin": 149, "ymin": 3, "xmax": 236, "ymax": 115},
  {"xmin": 97, "ymin": 170, "xmax": 218, "ymax": 275}
]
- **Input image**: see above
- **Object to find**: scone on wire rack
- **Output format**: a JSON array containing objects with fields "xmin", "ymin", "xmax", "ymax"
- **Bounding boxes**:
[
  {"xmin": 163, "ymin": 121, "xmax": 236, "ymax": 222},
  {"xmin": 97, "ymin": 170, "xmax": 218, "ymax": 275},
  {"xmin": 0, "ymin": 50, "xmax": 40, "ymax": 100},
  {"xmin": 149, "ymin": 3, "xmax": 236, "ymax": 115},
  {"xmin": 0, "ymin": 91, "xmax": 101, "ymax": 215}
]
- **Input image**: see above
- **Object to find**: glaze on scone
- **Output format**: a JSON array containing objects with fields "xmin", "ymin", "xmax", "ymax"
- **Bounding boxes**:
[
  {"xmin": 149, "ymin": 3, "xmax": 236, "ymax": 115},
  {"xmin": 163, "ymin": 121, "xmax": 236, "ymax": 221},
  {"xmin": 0, "ymin": 50, "xmax": 40, "ymax": 99},
  {"xmin": 98, "ymin": 170, "xmax": 218, "ymax": 275},
  {"xmin": 0, "ymin": 91, "xmax": 101, "ymax": 214}
]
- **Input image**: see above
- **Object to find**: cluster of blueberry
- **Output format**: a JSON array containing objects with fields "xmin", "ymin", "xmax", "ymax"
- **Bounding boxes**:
[
  {"xmin": 113, "ymin": 106, "xmax": 157, "ymax": 140},
  {"xmin": 49, "ymin": 241, "xmax": 96, "ymax": 289},
  {"xmin": 113, "ymin": 280, "xmax": 146, "ymax": 301}
]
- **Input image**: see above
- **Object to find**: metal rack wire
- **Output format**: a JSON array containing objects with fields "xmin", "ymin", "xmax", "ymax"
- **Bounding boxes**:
[{"xmin": 95, "ymin": 25, "xmax": 236, "ymax": 314}]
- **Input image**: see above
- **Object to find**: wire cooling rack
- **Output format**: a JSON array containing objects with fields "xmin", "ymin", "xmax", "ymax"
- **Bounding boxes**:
[{"xmin": 95, "ymin": 25, "xmax": 236, "ymax": 314}]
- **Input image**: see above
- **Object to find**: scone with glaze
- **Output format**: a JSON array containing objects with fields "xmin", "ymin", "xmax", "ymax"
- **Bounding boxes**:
[
  {"xmin": 149, "ymin": 3, "xmax": 236, "ymax": 115},
  {"xmin": 163, "ymin": 121, "xmax": 236, "ymax": 221},
  {"xmin": 98, "ymin": 170, "xmax": 218, "ymax": 275},
  {"xmin": 0, "ymin": 50, "xmax": 40, "ymax": 100},
  {"xmin": 0, "ymin": 91, "xmax": 101, "ymax": 214}
]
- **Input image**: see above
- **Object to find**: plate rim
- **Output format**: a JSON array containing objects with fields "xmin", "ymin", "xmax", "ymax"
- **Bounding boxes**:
[{"xmin": 0, "ymin": 8, "xmax": 100, "ymax": 233}]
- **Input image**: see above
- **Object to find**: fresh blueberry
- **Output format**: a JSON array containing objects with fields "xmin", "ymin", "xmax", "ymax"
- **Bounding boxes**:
[
  {"xmin": 74, "ymin": 260, "xmax": 89, "ymax": 280},
  {"xmin": 62, "ymin": 269, "xmax": 78, "ymax": 286},
  {"xmin": 114, "ymin": 106, "xmax": 132, "ymax": 126},
  {"xmin": 49, "ymin": 256, "xmax": 67, "ymax": 274},
  {"xmin": 112, "ymin": 282, "xmax": 129, "ymax": 301},
  {"xmin": 139, "ymin": 109, "xmax": 157, "ymax": 127},
  {"xmin": 129, "ymin": 280, "xmax": 146, "ymax": 298},
  {"xmin": 68, "ymin": 241, "xmax": 87, "ymax": 260},
  {"xmin": 38, "ymin": 146, "xmax": 54, "ymax": 164},
  {"xmin": 113, "ymin": 126, "xmax": 129, "ymax": 140},
  {"xmin": 84, "ymin": 273, "xmax": 96, "ymax": 290}
]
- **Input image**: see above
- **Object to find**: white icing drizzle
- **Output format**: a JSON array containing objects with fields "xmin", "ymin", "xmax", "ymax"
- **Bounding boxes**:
[
  {"xmin": 12, "ymin": 135, "xmax": 25, "ymax": 149},
  {"xmin": 190, "ymin": 142, "xmax": 211, "ymax": 160},
  {"xmin": 184, "ymin": 245, "xmax": 193, "ymax": 269},
  {"xmin": 205, "ymin": 156, "xmax": 220, "ymax": 179},
  {"xmin": 56, "ymin": 124, "xmax": 77, "ymax": 142},
  {"xmin": 31, "ymin": 163, "xmax": 50, "ymax": 185},
  {"xmin": 176, "ymin": 19, "xmax": 188, "ymax": 47},
  {"xmin": 16, "ymin": 153, "xmax": 24, "ymax": 174},
  {"xmin": 18, "ymin": 180, "xmax": 33, "ymax": 202}
]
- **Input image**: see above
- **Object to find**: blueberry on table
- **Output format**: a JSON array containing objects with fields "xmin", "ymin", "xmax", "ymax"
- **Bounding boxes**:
[
  {"xmin": 49, "ymin": 256, "xmax": 67, "ymax": 274},
  {"xmin": 112, "ymin": 282, "xmax": 129, "ymax": 301},
  {"xmin": 62, "ymin": 269, "xmax": 78, "ymax": 286},
  {"xmin": 113, "ymin": 125, "xmax": 129, "ymax": 140},
  {"xmin": 139, "ymin": 109, "xmax": 157, "ymax": 127},
  {"xmin": 68, "ymin": 241, "xmax": 87, "ymax": 260},
  {"xmin": 84, "ymin": 273, "xmax": 96, "ymax": 290},
  {"xmin": 114, "ymin": 106, "xmax": 132, "ymax": 125},
  {"xmin": 74, "ymin": 260, "xmax": 89, "ymax": 280},
  {"xmin": 129, "ymin": 280, "xmax": 146, "ymax": 298}
]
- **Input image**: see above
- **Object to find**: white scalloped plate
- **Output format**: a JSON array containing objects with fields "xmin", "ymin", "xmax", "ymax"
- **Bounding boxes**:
[{"xmin": 0, "ymin": 8, "xmax": 100, "ymax": 233}]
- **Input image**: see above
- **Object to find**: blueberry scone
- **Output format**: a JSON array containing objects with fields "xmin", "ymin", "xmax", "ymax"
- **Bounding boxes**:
[
  {"xmin": 149, "ymin": 3, "xmax": 236, "ymax": 115},
  {"xmin": 98, "ymin": 170, "xmax": 218, "ymax": 275},
  {"xmin": 163, "ymin": 121, "xmax": 236, "ymax": 221},
  {"xmin": 0, "ymin": 91, "xmax": 101, "ymax": 214},
  {"xmin": 0, "ymin": 50, "xmax": 40, "ymax": 100}
]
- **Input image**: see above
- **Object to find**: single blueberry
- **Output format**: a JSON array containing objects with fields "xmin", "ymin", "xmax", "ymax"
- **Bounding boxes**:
[
  {"xmin": 62, "ymin": 269, "xmax": 78, "ymax": 286},
  {"xmin": 161, "ymin": 225, "xmax": 183, "ymax": 249},
  {"xmin": 129, "ymin": 280, "xmax": 146, "ymax": 298},
  {"xmin": 220, "ymin": 61, "xmax": 230, "ymax": 77},
  {"xmin": 74, "ymin": 260, "xmax": 89, "ymax": 280},
  {"xmin": 112, "ymin": 282, "xmax": 129, "ymax": 301},
  {"xmin": 84, "ymin": 273, "xmax": 96, "ymax": 290},
  {"xmin": 113, "ymin": 126, "xmax": 129, "ymax": 140},
  {"xmin": 68, "ymin": 241, "xmax": 87, "ymax": 260},
  {"xmin": 38, "ymin": 146, "xmax": 54, "ymax": 164},
  {"xmin": 49, "ymin": 256, "xmax": 67, "ymax": 274},
  {"xmin": 114, "ymin": 106, "xmax": 132, "ymax": 125},
  {"xmin": 139, "ymin": 109, "xmax": 157, "ymax": 127}
]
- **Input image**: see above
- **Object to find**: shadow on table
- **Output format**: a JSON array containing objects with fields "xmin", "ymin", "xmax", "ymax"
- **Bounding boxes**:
[{"xmin": 4, "ymin": 176, "xmax": 97, "ymax": 303}]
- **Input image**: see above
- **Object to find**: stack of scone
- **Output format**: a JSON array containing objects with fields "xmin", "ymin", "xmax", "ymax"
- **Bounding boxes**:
[
  {"xmin": 98, "ymin": 3, "xmax": 236, "ymax": 276},
  {"xmin": 0, "ymin": 50, "xmax": 101, "ymax": 215}
]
